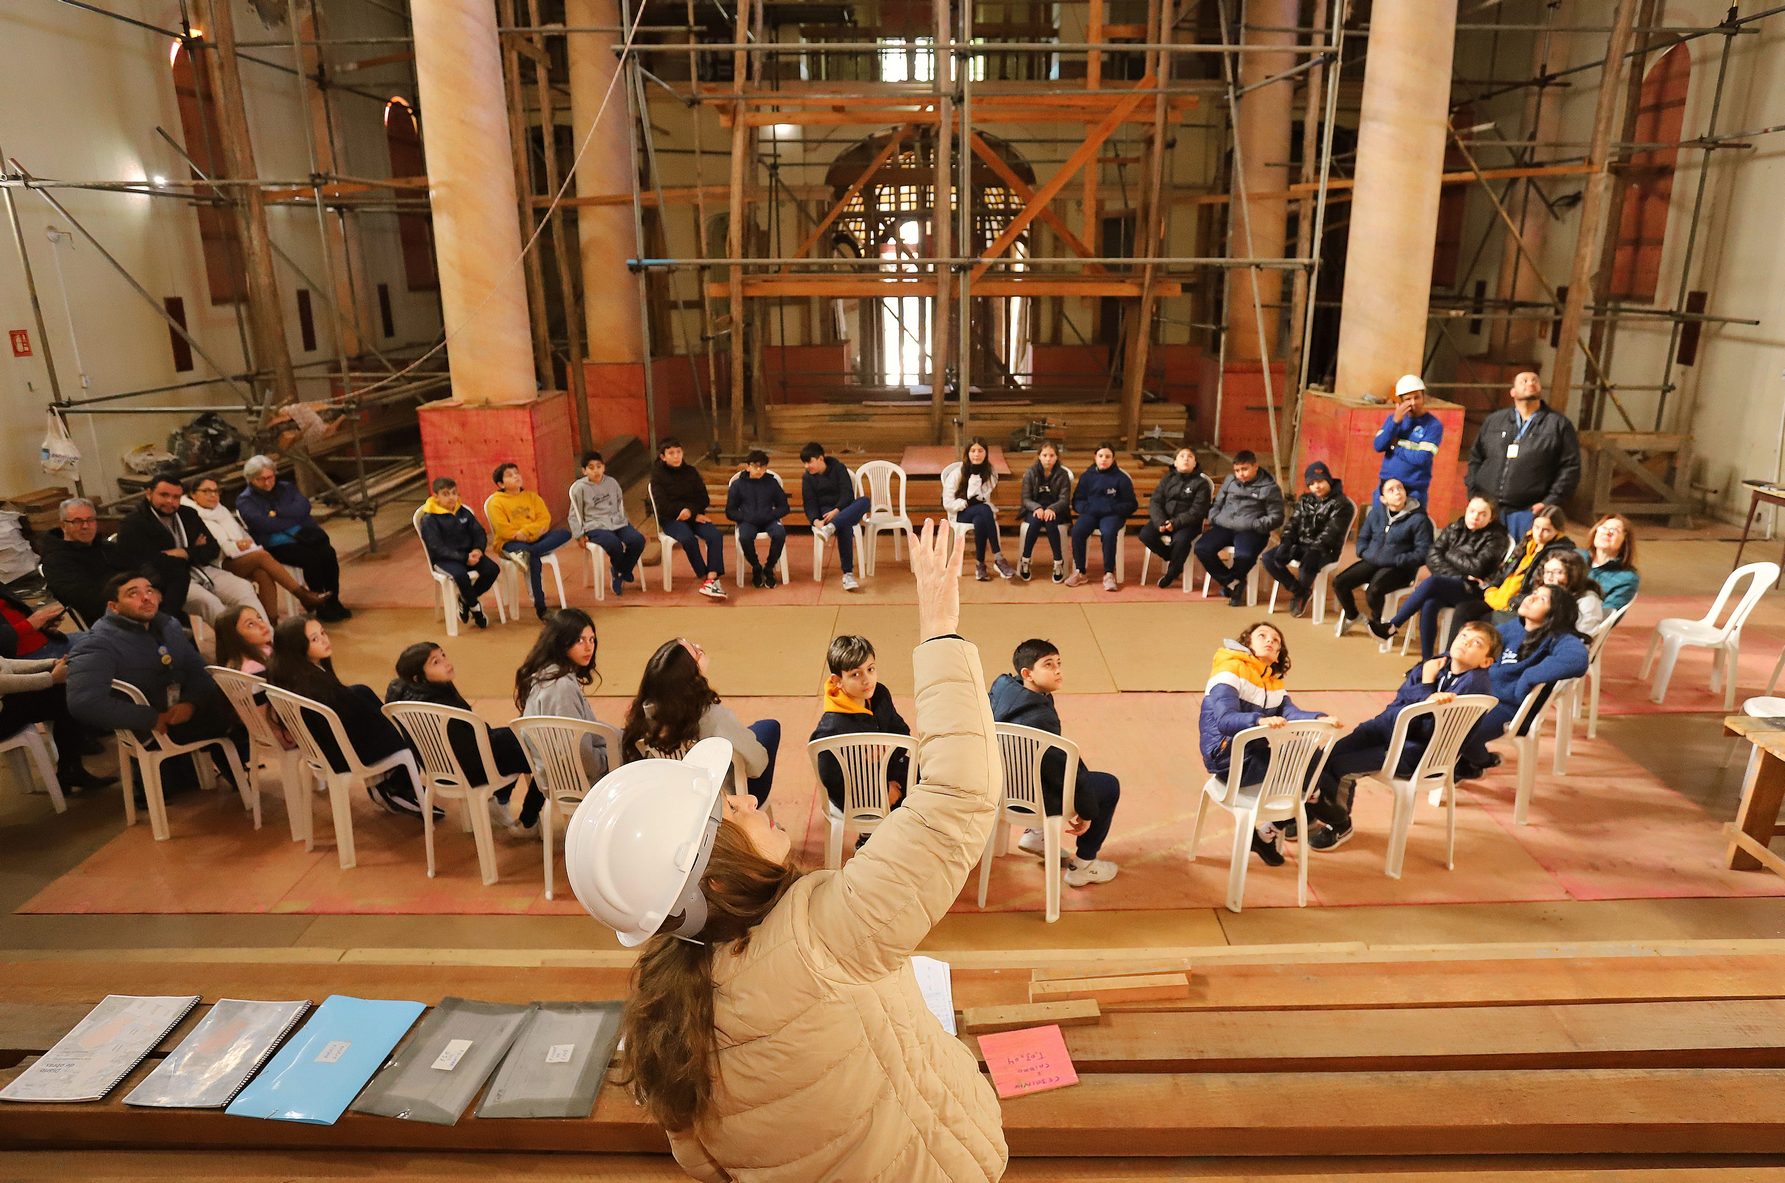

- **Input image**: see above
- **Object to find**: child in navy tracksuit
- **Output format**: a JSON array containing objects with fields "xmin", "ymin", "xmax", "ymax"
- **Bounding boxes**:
[
  {"xmin": 726, "ymin": 449, "xmax": 790, "ymax": 589},
  {"xmin": 1458, "ymin": 585, "xmax": 1590, "ymax": 776},
  {"xmin": 1067, "ymin": 444, "xmax": 1138, "ymax": 588},
  {"xmin": 1304, "ymin": 620, "xmax": 1501, "ymax": 851}
]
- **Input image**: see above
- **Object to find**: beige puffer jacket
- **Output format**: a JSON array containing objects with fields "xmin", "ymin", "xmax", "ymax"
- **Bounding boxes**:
[{"xmin": 668, "ymin": 636, "xmax": 1007, "ymax": 1182}]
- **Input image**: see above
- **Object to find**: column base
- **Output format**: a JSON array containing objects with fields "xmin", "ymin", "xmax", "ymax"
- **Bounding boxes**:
[
  {"xmin": 1194, "ymin": 357, "xmax": 1288, "ymax": 456},
  {"xmin": 418, "ymin": 393, "xmax": 577, "ymax": 524},
  {"xmin": 584, "ymin": 355, "xmax": 728, "ymax": 444},
  {"xmin": 1300, "ymin": 390, "xmax": 1467, "ymax": 525}
]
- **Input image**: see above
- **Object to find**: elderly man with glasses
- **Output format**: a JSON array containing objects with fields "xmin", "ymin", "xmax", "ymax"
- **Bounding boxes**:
[
  {"xmin": 235, "ymin": 455, "xmax": 351, "ymax": 622},
  {"xmin": 38, "ymin": 497, "xmax": 130, "ymax": 629}
]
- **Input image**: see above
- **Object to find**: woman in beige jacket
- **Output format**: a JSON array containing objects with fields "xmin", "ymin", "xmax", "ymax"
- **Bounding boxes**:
[{"xmin": 568, "ymin": 521, "xmax": 1006, "ymax": 1181}]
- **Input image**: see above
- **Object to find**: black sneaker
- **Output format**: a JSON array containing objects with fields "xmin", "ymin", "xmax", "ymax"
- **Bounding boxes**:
[
  {"xmin": 765, "ymin": 568, "xmax": 779, "ymax": 589},
  {"xmin": 751, "ymin": 567, "xmax": 766, "ymax": 589},
  {"xmin": 1227, "ymin": 586, "xmax": 1248, "ymax": 607},
  {"xmin": 469, "ymin": 605, "xmax": 489, "ymax": 630},
  {"xmin": 1290, "ymin": 594, "xmax": 1309, "ymax": 619},
  {"xmin": 1019, "ymin": 558, "xmax": 1032, "ymax": 581},
  {"xmin": 1310, "ymin": 822, "xmax": 1354, "ymax": 853},
  {"xmin": 458, "ymin": 601, "xmax": 473, "ymax": 624},
  {"xmin": 1157, "ymin": 572, "xmax": 1177, "ymax": 589},
  {"xmin": 1367, "ymin": 619, "xmax": 1395, "ymax": 642},
  {"xmin": 1279, "ymin": 819, "xmax": 1299, "ymax": 844},
  {"xmin": 1251, "ymin": 830, "xmax": 1285, "ymax": 866}
]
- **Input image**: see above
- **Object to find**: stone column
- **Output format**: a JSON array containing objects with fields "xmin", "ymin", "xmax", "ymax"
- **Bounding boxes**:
[
  {"xmin": 1332, "ymin": 0, "xmax": 1459, "ymax": 398},
  {"xmin": 412, "ymin": 0, "xmax": 572, "ymax": 518}
]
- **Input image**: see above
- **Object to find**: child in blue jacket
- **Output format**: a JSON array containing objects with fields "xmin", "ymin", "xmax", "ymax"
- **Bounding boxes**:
[
  {"xmin": 1199, "ymin": 621, "xmax": 1335, "ymax": 864},
  {"xmin": 726, "ymin": 449, "xmax": 790, "ymax": 589},
  {"xmin": 1066, "ymin": 444, "xmax": 1138, "ymax": 590},
  {"xmin": 1458, "ymin": 585, "xmax": 1590, "ymax": 776},
  {"xmin": 1334, "ymin": 478, "xmax": 1433, "ymax": 631}
]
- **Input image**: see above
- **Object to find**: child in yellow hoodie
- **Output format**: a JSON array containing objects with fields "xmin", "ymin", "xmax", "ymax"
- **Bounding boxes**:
[
  {"xmin": 488, "ymin": 462, "xmax": 571, "ymax": 618},
  {"xmin": 808, "ymin": 636, "xmax": 911, "ymax": 835}
]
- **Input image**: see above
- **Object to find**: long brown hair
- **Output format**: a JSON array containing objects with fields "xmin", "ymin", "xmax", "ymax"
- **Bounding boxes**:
[
  {"xmin": 617, "ymin": 818, "xmax": 804, "ymax": 1131},
  {"xmin": 1587, "ymin": 512, "xmax": 1637, "ymax": 569},
  {"xmin": 513, "ymin": 608, "xmax": 600, "ymax": 709},
  {"xmin": 1238, "ymin": 621, "xmax": 1292, "ymax": 679},
  {"xmin": 622, "ymin": 639, "xmax": 721, "ymax": 759}
]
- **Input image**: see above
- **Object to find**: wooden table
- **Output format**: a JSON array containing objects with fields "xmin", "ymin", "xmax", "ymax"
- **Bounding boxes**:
[
  {"xmin": 1733, "ymin": 482, "xmax": 1785, "ymax": 588},
  {"xmin": 900, "ymin": 445, "xmax": 1011, "ymax": 477},
  {"xmin": 1723, "ymin": 713, "xmax": 1785, "ymax": 874}
]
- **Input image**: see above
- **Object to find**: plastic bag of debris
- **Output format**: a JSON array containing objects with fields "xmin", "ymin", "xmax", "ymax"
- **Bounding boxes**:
[
  {"xmin": 122, "ymin": 442, "xmax": 178, "ymax": 475},
  {"xmin": 39, "ymin": 411, "xmax": 81, "ymax": 475},
  {"xmin": 168, "ymin": 412, "xmax": 244, "ymax": 470}
]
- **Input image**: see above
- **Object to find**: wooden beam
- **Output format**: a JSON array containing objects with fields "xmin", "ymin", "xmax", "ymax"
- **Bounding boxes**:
[
  {"xmin": 706, "ymin": 277, "xmax": 1183, "ymax": 299},
  {"xmin": 961, "ymin": 999, "xmax": 1102, "ymax": 1035},
  {"xmin": 968, "ymin": 133, "xmax": 1106, "ymax": 273},
  {"xmin": 726, "ymin": 99, "xmax": 1193, "ymax": 129},
  {"xmin": 972, "ymin": 76, "xmax": 1154, "ymax": 281},
  {"xmin": 1029, "ymin": 972, "xmax": 1191, "ymax": 1005},
  {"xmin": 329, "ymin": 50, "xmax": 415, "ymax": 74},
  {"xmin": 780, "ymin": 125, "xmax": 913, "ymax": 272}
]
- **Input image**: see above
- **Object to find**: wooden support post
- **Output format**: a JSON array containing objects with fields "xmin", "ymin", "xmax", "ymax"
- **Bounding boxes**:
[
  {"xmin": 498, "ymin": 0, "xmax": 555, "ymax": 388},
  {"xmin": 970, "ymin": 76, "xmax": 1154, "ymax": 281},
  {"xmin": 726, "ymin": 0, "xmax": 752, "ymax": 455},
  {"xmin": 1029, "ymin": 972, "xmax": 1192, "ymax": 1005},
  {"xmin": 193, "ymin": 0, "xmax": 299, "ymax": 411},
  {"xmin": 1121, "ymin": 0, "xmax": 1171, "ymax": 449},
  {"xmin": 969, "ymin": 134, "xmax": 1105, "ymax": 270},
  {"xmin": 1549, "ymin": 0, "xmax": 1640, "ymax": 418},
  {"xmin": 526, "ymin": 0, "xmax": 592, "ymax": 452},
  {"xmin": 931, "ymin": 0, "xmax": 953, "ymax": 443},
  {"xmin": 1083, "ymin": 0, "xmax": 1104, "ymax": 338},
  {"xmin": 782, "ymin": 126, "xmax": 913, "ymax": 271}
]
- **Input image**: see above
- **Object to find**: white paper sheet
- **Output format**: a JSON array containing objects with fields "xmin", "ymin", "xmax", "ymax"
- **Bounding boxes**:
[
  {"xmin": 2, "ymin": 995, "xmax": 199, "ymax": 1103},
  {"xmin": 910, "ymin": 956, "xmax": 957, "ymax": 1035}
]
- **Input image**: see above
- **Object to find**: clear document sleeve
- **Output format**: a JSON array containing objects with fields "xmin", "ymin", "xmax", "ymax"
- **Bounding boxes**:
[
  {"xmin": 476, "ymin": 1001, "xmax": 622, "ymax": 1120},
  {"xmin": 351, "ymin": 997, "xmax": 531, "ymax": 1126},
  {"xmin": 125, "ymin": 999, "xmax": 311, "ymax": 1109}
]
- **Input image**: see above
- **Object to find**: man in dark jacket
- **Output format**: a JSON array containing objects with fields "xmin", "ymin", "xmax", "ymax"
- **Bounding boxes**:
[
  {"xmin": 418, "ymin": 477, "xmax": 500, "ymax": 628},
  {"xmin": 237, "ymin": 454, "xmax": 350, "ymax": 621},
  {"xmin": 987, "ymin": 639, "xmax": 1120, "ymax": 887},
  {"xmin": 1260, "ymin": 460, "xmax": 1354, "ymax": 618},
  {"xmin": 40, "ymin": 498, "xmax": 129, "ymax": 629},
  {"xmin": 726, "ymin": 450, "xmax": 791, "ymax": 589},
  {"xmin": 66, "ymin": 572, "xmax": 237, "ymax": 753},
  {"xmin": 650, "ymin": 436, "xmax": 726, "ymax": 599},
  {"xmin": 1466, "ymin": 371, "xmax": 1581, "ymax": 542},
  {"xmin": 1194, "ymin": 451, "xmax": 1286, "ymax": 607},
  {"xmin": 115, "ymin": 473, "xmax": 261, "ymax": 624},
  {"xmin": 799, "ymin": 441, "xmax": 873, "ymax": 591},
  {"xmin": 1137, "ymin": 447, "xmax": 1212, "ymax": 589}
]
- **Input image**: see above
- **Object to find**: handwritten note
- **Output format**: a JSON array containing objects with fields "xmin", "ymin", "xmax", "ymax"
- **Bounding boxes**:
[
  {"xmin": 910, "ymin": 956, "xmax": 957, "ymax": 1035},
  {"xmin": 976, "ymin": 1024, "xmax": 1079, "ymax": 1099}
]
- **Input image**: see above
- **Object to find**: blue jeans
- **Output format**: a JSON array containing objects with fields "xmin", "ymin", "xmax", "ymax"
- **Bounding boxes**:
[
  {"xmin": 1071, "ymin": 513, "xmax": 1125, "ymax": 574},
  {"xmin": 1021, "ymin": 512, "xmax": 1063, "ymax": 560},
  {"xmin": 737, "ymin": 521, "xmax": 787, "ymax": 571},
  {"xmin": 956, "ymin": 502, "xmax": 1000, "ymax": 561},
  {"xmin": 662, "ymin": 519, "xmax": 725, "ymax": 579},
  {"xmin": 584, "ymin": 525, "xmax": 646, "ymax": 580},
  {"xmin": 744, "ymin": 718, "xmax": 781, "ymax": 806},
  {"xmin": 1389, "ymin": 575, "xmax": 1482, "ymax": 659},
  {"xmin": 821, "ymin": 495, "xmax": 872, "ymax": 574},
  {"xmin": 434, "ymin": 556, "xmax": 502, "ymax": 608},
  {"xmin": 502, "ymin": 529, "xmax": 571, "ymax": 611},
  {"xmin": 1194, "ymin": 525, "xmax": 1268, "ymax": 590}
]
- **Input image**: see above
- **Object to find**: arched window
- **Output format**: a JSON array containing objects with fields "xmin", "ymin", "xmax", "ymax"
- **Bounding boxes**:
[
  {"xmin": 169, "ymin": 37, "xmax": 246, "ymax": 305},
  {"xmin": 384, "ymin": 97, "xmax": 438, "ymax": 292},
  {"xmin": 1610, "ymin": 44, "xmax": 1690, "ymax": 302}
]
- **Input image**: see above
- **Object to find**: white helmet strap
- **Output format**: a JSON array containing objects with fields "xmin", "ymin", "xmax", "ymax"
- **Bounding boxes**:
[{"xmin": 666, "ymin": 793, "xmax": 725, "ymax": 945}]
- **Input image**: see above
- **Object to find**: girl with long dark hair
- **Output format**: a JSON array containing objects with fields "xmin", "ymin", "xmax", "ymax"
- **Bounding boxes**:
[
  {"xmin": 1457, "ymin": 583, "xmax": 1590, "ymax": 777},
  {"xmin": 213, "ymin": 604, "xmax": 273, "ymax": 675},
  {"xmin": 514, "ymin": 608, "xmax": 608, "ymax": 783},
  {"xmin": 943, "ymin": 436, "xmax": 1014, "ymax": 581},
  {"xmin": 622, "ymin": 637, "xmax": 778, "ymax": 804}
]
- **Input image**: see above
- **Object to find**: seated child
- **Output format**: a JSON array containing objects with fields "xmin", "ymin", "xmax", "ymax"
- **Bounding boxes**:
[
  {"xmin": 1304, "ymin": 620, "xmax": 1502, "ymax": 852},
  {"xmin": 988, "ymin": 639, "xmax": 1121, "ymax": 886},
  {"xmin": 1259, "ymin": 460, "xmax": 1352, "ymax": 617},
  {"xmin": 568, "ymin": 450, "xmax": 646, "ymax": 597},
  {"xmin": 809, "ymin": 635, "xmax": 911, "ymax": 835},
  {"xmin": 1457, "ymin": 584, "xmax": 1590, "ymax": 779},
  {"xmin": 727, "ymin": 449, "xmax": 790, "ymax": 589},
  {"xmin": 1198, "ymin": 621, "xmax": 1337, "ymax": 864}
]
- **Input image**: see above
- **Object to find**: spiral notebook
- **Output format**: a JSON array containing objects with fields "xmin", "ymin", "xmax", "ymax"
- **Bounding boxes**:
[
  {"xmin": 123, "ymin": 999, "xmax": 311, "ymax": 1109},
  {"xmin": 0, "ymin": 994, "xmax": 200, "ymax": 1104}
]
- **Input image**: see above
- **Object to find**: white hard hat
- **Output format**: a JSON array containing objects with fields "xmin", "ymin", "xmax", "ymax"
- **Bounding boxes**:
[
  {"xmin": 1394, "ymin": 374, "xmax": 1426, "ymax": 397},
  {"xmin": 564, "ymin": 737, "xmax": 735, "ymax": 947}
]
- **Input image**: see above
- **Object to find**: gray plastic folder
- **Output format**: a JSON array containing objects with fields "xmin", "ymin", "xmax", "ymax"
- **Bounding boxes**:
[
  {"xmin": 124, "ymin": 999, "xmax": 310, "ymax": 1109},
  {"xmin": 477, "ymin": 1001, "xmax": 622, "ymax": 1119},
  {"xmin": 351, "ymin": 997, "xmax": 530, "ymax": 1125}
]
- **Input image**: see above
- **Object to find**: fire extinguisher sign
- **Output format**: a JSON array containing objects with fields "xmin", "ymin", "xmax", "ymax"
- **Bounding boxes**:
[{"xmin": 7, "ymin": 330, "xmax": 29, "ymax": 357}]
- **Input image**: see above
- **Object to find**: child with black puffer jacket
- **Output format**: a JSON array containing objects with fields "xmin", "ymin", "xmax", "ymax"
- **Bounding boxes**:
[
  {"xmin": 1138, "ymin": 447, "xmax": 1213, "ymax": 590},
  {"xmin": 1018, "ymin": 441, "xmax": 1073, "ymax": 583},
  {"xmin": 1259, "ymin": 460, "xmax": 1353, "ymax": 618}
]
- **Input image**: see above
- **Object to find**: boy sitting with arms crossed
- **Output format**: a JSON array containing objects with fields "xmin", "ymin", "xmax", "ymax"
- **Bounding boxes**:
[
  {"xmin": 809, "ymin": 635, "xmax": 912, "ymax": 847},
  {"xmin": 1300, "ymin": 619, "xmax": 1502, "ymax": 852},
  {"xmin": 568, "ymin": 450, "xmax": 645, "ymax": 597},
  {"xmin": 988, "ymin": 639, "xmax": 1121, "ymax": 887}
]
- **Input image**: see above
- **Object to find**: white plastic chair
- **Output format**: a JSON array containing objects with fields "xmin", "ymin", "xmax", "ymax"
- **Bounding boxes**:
[
  {"xmin": 1020, "ymin": 464, "xmax": 1077, "ymax": 578},
  {"xmin": 0, "ymin": 725, "xmax": 63, "ymax": 814},
  {"xmin": 1200, "ymin": 549, "xmax": 1258, "ymax": 606},
  {"xmin": 110, "ymin": 679, "xmax": 253, "ymax": 842},
  {"xmin": 210, "ymin": 666, "xmax": 311, "ymax": 845},
  {"xmin": 1642, "ymin": 562, "xmax": 1779, "ymax": 709},
  {"xmin": 1390, "ymin": 596, "xmax": 1450, "ymax": 657},
  {"xmin": 412, "ymin": 507, "xmax": 509, "ymax": 638},
  {"xmin": 383, "ymin": 701, "xmax": 526, "ymax": 886},
  {"xmin": 511, "ymin": 715, "xmax": 621, "ymax": 900},
  {"xmin": 1189, "ymin": 720, "xmax": 1337, "ymax": 912},
  {"xmin": 728, "ymin": 470, "xmax": 793, "ymax": 588},
  {"xmin": 264, "ymin": 685, "xmax": 421, "ymax": 870},
  {"xmin": 808, "ymin": 733, "xmax": 916, "ymax": 870},
  {"xmin": 1502, "ymin": 677, "xmax": 1580, "ymax": 826},
  {"xmin": 1565, "ymin": 599, "xmax": 1634, "ymax": 741},
  {"xmin": 1354, "ymin": 694, "xmax": 1496, "ymax": 879},
  {"xmin": 1265, "ymin": 498, "xmax": 1358, "ymax": 624},
  {"xmin": 483, "ymin": 494, "xmax": 568, "ymax": 615},
  {"xmin": 855, "ymin": 459, "xmax": 913, "ymax": 576},
  {"xmin": 977, "ymin": 722, "xmax": 1079, "ymax": 924}
]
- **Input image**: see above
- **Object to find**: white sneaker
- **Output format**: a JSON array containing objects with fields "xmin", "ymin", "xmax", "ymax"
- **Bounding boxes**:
[
  {"xmin": 1016, "ymin": 828, "xmax": 1052, "ymax": 859},
  {"xmin": 698, "ymin": 577, "xmax": 727, "ymax": 599},
  {"xmin": 1065, "ymin": 857, "xmax": 1118, "ymax": 887},
  {"xmin": 487, "ymin": 795, "xmax": 515, "ymax": 831},
  {"xmin": 1102, "ymin": 572, "xmax": 1119, "ymax": 592},
  {"xmin": 814, "ymin": 521, "xmax": 837, "ymax": 540},
  {"xmin": 842, "ymin": 572, "xmax": 861, "ymax": 592}
]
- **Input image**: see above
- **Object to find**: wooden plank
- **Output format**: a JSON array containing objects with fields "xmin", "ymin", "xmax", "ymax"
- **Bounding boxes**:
[
  {"xmin": 781, "ymin": 125, "xmax": 914, "ymax": 271},
  {"xmin": 961, "ymin": 999, "xmax": 1103, "ymax": 1035},
  {"xmin": 1032, "ymin": 958, "xmax": 1195, "ymax": 982},
  {"xmin": 969, "ymin": 133, "xmax": 1106, "ymax": 272},
  {"xmin": 1029, "ymin": 972, "xmax": 1191, "ymax": 1005}
]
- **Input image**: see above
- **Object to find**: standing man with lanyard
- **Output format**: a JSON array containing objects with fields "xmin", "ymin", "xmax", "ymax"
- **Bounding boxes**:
[
  {"xmin": 1373, "ymin": 374, "xmax": 1443, "ymax": 508},
  {"xmin": 1466, "ymin": 371, "xmax": 1581, "ymax": 542}
]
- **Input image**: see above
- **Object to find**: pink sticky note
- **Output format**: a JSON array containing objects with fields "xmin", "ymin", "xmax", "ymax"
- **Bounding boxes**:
[{"xmin": 976, "ymin": 1023, "xmax": 1079, "ymax": 1099}]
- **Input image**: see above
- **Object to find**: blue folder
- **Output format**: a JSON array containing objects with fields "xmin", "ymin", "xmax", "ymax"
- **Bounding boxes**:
[{"xmin": 225, "ymin": 995, "xmax": 426, "ymax": 1125}]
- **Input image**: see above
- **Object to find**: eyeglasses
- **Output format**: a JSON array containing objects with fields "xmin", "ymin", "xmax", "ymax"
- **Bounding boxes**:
[{"xmin": 61, "ymin": 517, "xmax": 96, "ymax": 526}]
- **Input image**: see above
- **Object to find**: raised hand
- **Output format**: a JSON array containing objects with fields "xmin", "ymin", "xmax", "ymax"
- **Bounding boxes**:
[{"xmin": 910, "ymin": 518, "xmax": 963, "ymax": 642}]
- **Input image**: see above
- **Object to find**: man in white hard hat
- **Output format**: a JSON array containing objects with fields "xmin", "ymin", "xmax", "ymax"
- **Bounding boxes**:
[
  {"xmin": 562, "ymin": 520, "xmax": 1008, "ymax": 1182},
  {"xmin": 1372, "ymin": 373, "xmax": 1443, "ymax": 509}
]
